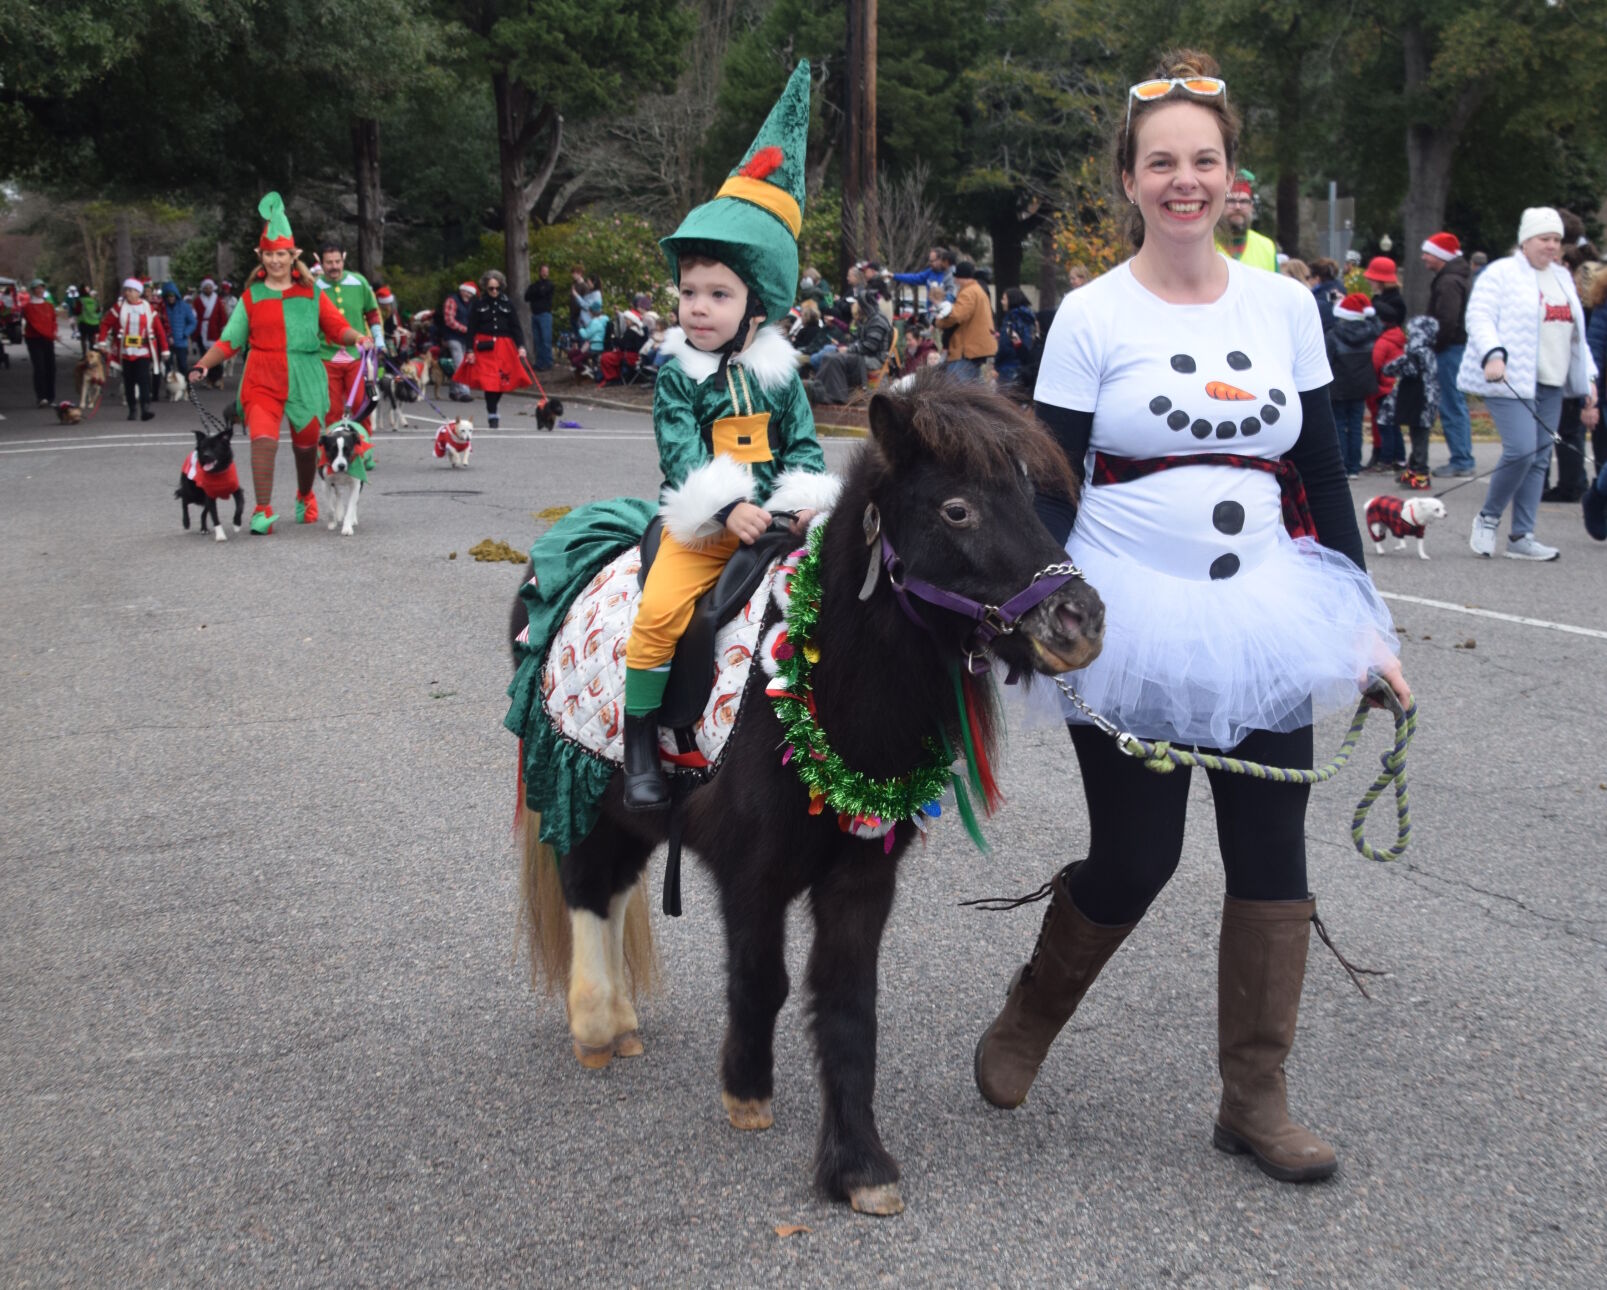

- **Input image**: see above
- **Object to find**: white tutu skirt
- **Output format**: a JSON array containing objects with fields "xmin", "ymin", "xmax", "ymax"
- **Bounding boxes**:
[{"xmin": 1058, "ymin": 532, "xmax": 1398, "ymax": 749}]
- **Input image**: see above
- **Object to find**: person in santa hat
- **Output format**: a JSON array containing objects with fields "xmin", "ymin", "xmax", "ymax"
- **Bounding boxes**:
[
  {"xmin": 1325, "ymin": 293, "xmax": 1381, "ymax": 477},
  {"xmin": 1216, "ymin": 171, "xmax": 1278, "ymax": 271},
  {"xmin": 1421, "ymin": 231, "xmax": 1476, "ymax": 475},
  {"xmin": 187, "ymin": 193, "xmax": 373, "ymax": 534},
  {"xmin": 192, "ymin": 278, "xmax": 231, "ymax": 389},
  {"xmin": 98, "ymin": 278, "xmax": 171, "ymax": 420}
]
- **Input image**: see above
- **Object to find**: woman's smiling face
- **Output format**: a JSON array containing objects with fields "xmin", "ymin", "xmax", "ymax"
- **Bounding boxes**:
[{"xmin": 1124, "ymin": 101, "xmax": 1229, "ymax": 248}]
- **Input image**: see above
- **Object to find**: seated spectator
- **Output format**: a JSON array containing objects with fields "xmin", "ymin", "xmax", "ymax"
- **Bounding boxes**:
[
  {"xmin": 789, "ymin": 299, "xmax": 831, "ymax": 356},
  {"xmin": 798, "ymin": 267, "xmax": 835, "ymax": 311},
  {"xmin": 804, "ymin": 292, "xmax": 893, "ymax": 405},
  {"xmin": 568, "ymin": 311, "xmax": 608, "ymax": 381}
]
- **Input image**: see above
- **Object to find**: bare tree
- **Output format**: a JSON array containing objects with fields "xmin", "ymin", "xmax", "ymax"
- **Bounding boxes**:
[{"xmin": 875, "ymin": 161, "xmax": 941, "ymax": 277}]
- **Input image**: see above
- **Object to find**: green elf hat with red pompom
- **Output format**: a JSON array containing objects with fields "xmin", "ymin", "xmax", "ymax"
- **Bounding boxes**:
[
  {"xmin": 660, "ymin": 60, "xmax": 810, "ymax": 325},
  {"xmin": 258, "ymin": 191, "xmax": 296, "ymax": 251}
]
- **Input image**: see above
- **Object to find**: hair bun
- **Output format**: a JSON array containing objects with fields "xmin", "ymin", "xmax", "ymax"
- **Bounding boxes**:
[{"xmin": 1154, "ymin": 47, "xmax": 1221, "ymax": 80}]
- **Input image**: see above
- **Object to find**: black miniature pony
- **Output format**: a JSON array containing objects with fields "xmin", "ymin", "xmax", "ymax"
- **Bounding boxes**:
[{"xmin": 512, "ymin": 372, "xmax": 1104, "ymax": 1216}]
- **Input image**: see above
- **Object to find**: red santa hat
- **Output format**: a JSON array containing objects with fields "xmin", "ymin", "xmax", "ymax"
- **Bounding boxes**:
[
  {"xmin": 376, "ymin": 286, "xmax": 394, "ymax": 303},
  {"xmin": 1422, "ymin": 232, "xmax": 1461, "ymax": 261},
  {"xmin": 459, "ymin": 281, "xmax": 478, "ymax": 295},
  {"xmin": 1333, "ymin": 292, "xmax": 1375, "ymax": 322},
  {"xmin": 121, "ymin": 277, "xmax": 143, "ymax": 293}
]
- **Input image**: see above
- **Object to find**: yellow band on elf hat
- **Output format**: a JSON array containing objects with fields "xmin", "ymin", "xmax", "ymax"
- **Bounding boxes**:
[{"xmin": 715, "ymin": 151, "xmax": 801, "ymax": 239}]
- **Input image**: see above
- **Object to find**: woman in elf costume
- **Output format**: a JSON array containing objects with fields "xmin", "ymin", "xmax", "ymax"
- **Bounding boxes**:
[{"xmin": 189, "ymin": 193, "xmax": 373, "ymax": 534}]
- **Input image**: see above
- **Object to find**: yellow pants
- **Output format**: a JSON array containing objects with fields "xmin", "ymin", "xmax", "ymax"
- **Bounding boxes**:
[{"xmin": 626, "ymin": 529, "xmax": 742, "ymax": 670}]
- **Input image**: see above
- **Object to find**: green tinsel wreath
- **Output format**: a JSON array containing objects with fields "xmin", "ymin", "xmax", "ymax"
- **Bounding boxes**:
[{"xmin": 769, "ymin": 522, "xmax": 955, "ymax": 828}]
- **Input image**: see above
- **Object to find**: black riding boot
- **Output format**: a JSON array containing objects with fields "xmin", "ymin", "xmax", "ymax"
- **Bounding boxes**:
[{"xmin": 622, "ymin": 712, "xmax": 669, "ymax": 811}]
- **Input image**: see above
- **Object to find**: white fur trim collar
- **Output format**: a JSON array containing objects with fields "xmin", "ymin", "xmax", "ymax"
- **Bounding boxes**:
[{"xmin": 659, "ymin": 324, "xmax": 798, "ymax": 391}]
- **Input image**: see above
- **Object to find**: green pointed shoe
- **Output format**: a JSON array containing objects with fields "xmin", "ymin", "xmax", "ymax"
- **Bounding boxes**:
[{"xmin": 249, "ymin": 507, "xmax": 277, "ymax": 535}]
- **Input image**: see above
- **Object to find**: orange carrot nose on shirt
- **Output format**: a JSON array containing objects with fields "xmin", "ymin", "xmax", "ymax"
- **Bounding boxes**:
[{"xmin": 1206, "ymin": 381, "xmax": 1255, "ymax": 401}]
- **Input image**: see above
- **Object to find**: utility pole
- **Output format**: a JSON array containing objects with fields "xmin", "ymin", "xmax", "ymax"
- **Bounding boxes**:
[
  {"xmin": 862, "ymin": 0, "xmax": 878, "ymax": 262},
  {"xmin": 842, "ymin": 0, "xmax": 861, "ymax": 270}
]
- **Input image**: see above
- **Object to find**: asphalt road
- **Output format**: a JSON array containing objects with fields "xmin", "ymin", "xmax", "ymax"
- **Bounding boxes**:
[{"xmin": 2, "ymin": 346, "xmax": 1604, "ymax": 1287}]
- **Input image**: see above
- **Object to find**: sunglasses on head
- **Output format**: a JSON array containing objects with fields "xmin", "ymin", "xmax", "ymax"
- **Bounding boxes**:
[{"xmin": 1126, "ymin": 76, "xmax": 1227, "ymax": 131}]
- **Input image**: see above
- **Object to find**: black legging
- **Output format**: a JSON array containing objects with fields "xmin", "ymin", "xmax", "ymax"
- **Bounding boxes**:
[
  {"xmin": 1064, "ymin": 722, "xmax": 1312, "ymax": 925},
  {"xmin": 25, "ymin": 335, "xmax": 56, "ymax": 403},
  {"xmin": 484, "ymin": 391, "xmax": 502, "ymax": 422}
]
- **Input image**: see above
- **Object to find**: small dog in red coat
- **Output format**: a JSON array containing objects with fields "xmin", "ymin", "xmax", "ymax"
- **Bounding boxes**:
[
  {"xmin": 1366, "ymin": 494, "xmax": 1446, "ymax": 560},
  {"xmin": 176, "ymin": 426, "xmax": 244, "ymax": 541},
  {"xmin": 433, "ymin": 417, "xmax": 473, "ymax": 468}
]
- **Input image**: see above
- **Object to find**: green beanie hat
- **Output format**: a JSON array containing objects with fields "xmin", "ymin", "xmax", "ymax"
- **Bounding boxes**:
[
  {"xmin": 661, "ymin": 60, "xmax": 810, "ymax": 325},
  {"xmin": 258, "ymin": 191, "xmax": 295, "ymax": 251}
]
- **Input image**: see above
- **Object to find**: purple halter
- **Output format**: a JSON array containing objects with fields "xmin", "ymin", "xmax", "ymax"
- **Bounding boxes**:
[{"xmin": 879, "ymin": 532, "xmax": 1085, "ymax": 674}]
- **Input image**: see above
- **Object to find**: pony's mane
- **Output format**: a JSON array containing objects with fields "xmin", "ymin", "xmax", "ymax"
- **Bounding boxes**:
[{"xmin": 870, "ymin": 368, "xmax": 1077, "ymax": 501}]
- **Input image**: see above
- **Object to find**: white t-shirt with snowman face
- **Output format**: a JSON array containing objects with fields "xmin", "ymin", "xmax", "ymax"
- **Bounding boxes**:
[{"xmin": 1035, "ymin": 258, "xmax": 1332, "ymax": 582}]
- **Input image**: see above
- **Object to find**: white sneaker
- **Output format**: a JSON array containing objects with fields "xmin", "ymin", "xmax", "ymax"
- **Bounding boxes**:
[
  {"xmin": 1469, "ymin": 514, "xmax": 1498, "ymax": 557},
  {"xmin": 1504, "ymin": 534, "xmax": 1559, "ymax": 561}
]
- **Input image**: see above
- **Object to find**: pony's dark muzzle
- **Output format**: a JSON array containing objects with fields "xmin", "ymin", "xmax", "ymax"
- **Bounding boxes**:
[{"xmin": 1023, "ymin": 582, "xmax": 1104, "ymax": 674}]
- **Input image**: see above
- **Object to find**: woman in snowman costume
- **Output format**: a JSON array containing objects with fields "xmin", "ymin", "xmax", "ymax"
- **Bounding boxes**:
[{"xmin": 973, "ymin": 50, "xmax": 1411, "ymax": 1184}]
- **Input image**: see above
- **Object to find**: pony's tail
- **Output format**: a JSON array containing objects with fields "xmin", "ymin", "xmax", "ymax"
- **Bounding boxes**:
[
  {"xmin": 515, "ymin": 800, "xmax": 659, "ymax": 1000},
  {"xmin": 517, "ymin": 802, "xmax": 571, "ymax": 994}
]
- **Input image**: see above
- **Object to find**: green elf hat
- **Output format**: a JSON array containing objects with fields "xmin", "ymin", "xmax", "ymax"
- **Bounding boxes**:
[
  {"xmin": 660, "ymin": 60, "xmax": 810, "ymax": 325},
  {"xmin": 258, "ymin": 191, "xmax": 295, "ymax": 251}
]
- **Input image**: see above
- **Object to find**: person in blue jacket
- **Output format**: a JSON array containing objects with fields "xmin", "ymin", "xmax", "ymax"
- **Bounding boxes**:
[{"xmin": 162, "ymin": 282, "xmax": 197, "ymax": 377}]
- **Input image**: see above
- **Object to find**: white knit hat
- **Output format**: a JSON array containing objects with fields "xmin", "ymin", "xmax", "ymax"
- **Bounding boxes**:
[{"xmin": 1517, "ymin": 207, "xmax": 1564, "ymax": 245}]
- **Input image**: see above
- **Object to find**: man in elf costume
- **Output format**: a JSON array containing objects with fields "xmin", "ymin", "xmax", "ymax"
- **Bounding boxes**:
[
  {"xmin": 504, "ymin": 62, "xmax": 839, "ymax": 842},
  {"xmin": 620, "ymin": 60, "xmax": 839, "ymax": 808},
  {"xmin": 188, "ymin": 193, "xmax": 372, "ymax": 533},
  {"xmin": 1216, "ymin": 171, "xmax": 1278, "ymax": 272},
  {"xmin": 317, "ymin": 239, "xmax": 385, "ymax": 432}
]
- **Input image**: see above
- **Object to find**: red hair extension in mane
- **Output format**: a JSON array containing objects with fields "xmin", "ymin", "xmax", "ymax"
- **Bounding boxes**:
[
  {"xmin": 961, "ymin": 672, "xmax": 1003, "ymax": 815},
  {"xmin": 739, "ymin": 146, "xmax": 784, "ymax": 181}
]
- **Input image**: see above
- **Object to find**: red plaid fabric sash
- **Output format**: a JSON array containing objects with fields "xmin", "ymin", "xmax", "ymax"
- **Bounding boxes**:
[{"xmin": 1090, "ymin": 451, "xmax": 1319, "ymax": 541}]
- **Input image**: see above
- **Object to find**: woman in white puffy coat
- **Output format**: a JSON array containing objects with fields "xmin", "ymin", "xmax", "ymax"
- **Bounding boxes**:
[{"xmin": 1458, "ymin": 207, "xmax": 1599, "ymax": 560}]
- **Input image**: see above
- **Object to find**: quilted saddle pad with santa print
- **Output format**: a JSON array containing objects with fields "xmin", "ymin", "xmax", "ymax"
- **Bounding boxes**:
[{"xmin": 529, "ymin": 543, "xmax": 805, "ymax": 773}]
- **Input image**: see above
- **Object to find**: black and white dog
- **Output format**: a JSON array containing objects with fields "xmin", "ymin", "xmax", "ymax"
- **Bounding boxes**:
[
  {"xmin": 318, "ymin": 423, "xmax": 370, "ymax": 537},
  {"xmin": 176, "ymin": 425, "xmax": 245, "ymax": 541}
]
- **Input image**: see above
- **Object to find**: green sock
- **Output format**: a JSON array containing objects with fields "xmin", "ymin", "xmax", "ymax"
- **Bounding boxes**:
[{"xmin": 624, "ymin": 666, "xmax": 671, "ymax": 717}]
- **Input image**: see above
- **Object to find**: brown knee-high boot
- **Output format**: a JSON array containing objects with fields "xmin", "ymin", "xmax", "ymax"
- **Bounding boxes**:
[
  {"xmin": 973, "ymin": 865, "xmax": 1138, "ymax": 1109},
  {"xmin": 1213, "ymin": 895, "xmax": 1337, "ymax": 1182}
]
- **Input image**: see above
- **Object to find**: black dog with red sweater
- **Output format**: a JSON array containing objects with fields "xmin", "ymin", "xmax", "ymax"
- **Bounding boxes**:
[{"xmin": 176, "ymin": 425, "xmax": 244, "ymax": 541}]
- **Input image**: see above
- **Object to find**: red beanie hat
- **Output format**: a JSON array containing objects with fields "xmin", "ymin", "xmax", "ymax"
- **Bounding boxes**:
[
  {"xmin": 1332, "ymin": 292, "xmax": 1375, "ymax": 322},
  {"xmin": 1422, "ymin": 232, "xmax": 1461, "ymax": 261}
]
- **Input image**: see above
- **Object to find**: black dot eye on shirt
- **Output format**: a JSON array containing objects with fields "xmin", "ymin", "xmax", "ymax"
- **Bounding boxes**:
[
  {"xmin": 1170, "ymin": 354, "xmax": 1196, "ymax": 373},
  {"xmin": 1226, "ymin": 351, "xmax": 1251, "ymax": 371}
]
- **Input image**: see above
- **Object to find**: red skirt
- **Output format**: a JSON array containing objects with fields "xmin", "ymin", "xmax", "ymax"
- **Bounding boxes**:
[{"xmin": 456, "ymin": 335, "xmax": 532, "ymax": 392}]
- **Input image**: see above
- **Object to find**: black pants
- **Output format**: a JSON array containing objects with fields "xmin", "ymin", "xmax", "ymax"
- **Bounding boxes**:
[
  {"xmin": 1065, "ymin": 722, "xmax": 1312, "ymax": 926},
  {"xmin": 25, "ymin": 336, "xmax": 56, "ymax": 403},
  {"xmin": 1549, "ymin": 397, "xmax": 1588, "ymax": 497},
  {"xmin": 123, "ymin": 357, "xmax": 152, "ymax": 415},
  {"xmin": 484, "ymin": 390, "xmax": 502, "ymax": 424}
]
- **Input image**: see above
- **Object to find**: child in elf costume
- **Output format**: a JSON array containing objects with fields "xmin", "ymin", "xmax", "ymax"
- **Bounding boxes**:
[
  {"xmin": 621, "ymin": 60, "xmax": 839, "ymax": 809},
  {"xmin": 189, "ymin": 194, "xmax": 372, "ymax": 533}
]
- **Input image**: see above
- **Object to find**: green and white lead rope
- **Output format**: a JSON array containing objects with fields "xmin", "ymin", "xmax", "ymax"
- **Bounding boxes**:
[{"xmin": 1052, "ymin": 677, "xmax": 1417, "ymax": 863}]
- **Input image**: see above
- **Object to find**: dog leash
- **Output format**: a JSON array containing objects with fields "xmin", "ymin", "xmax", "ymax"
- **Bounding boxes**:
[
  {"xmin": 1432, "ymin": 378, "xmax": 1597, "ymax": 500},
  {"xmin": 185, "ymin": 379, "xmax": 233, "ymax": 438},
  {"xmin": 380, "ymin": 350, "xmax": 456, "ymax": 423},
  {"xmin": 1053, "ymin": 674, "xmax": 1417, "ymax": 864},
  {"xmin": 517, "ymin": 355, "xmax": 552, "ymax": 412}
]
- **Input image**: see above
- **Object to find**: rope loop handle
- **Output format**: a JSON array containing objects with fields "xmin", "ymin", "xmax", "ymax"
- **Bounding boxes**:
[{"xmin": 1055, "ymin": 677, "xmax": 1417, "ymax": 862}]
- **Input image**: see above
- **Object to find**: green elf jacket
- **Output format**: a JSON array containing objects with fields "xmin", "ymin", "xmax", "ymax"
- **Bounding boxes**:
[
  {"xmin": 651, "ymin": 323, "xmax": 837, "ymax": 545},
  {"xmin": 317, "ymin": 270, "xmax": 382, "ymax": 360}
]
